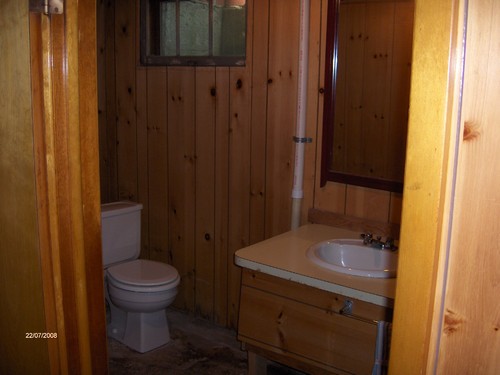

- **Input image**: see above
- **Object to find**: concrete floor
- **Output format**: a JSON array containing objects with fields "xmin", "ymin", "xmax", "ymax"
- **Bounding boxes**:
[{"xmin": 108, "ymin": 308, "xmax": 248, "ymax": 375}]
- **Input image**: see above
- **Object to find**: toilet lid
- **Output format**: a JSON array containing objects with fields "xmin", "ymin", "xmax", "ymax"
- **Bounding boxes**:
[{"xmin": 107, "ymin": 259, "xmax": 179, "ymax": 288}]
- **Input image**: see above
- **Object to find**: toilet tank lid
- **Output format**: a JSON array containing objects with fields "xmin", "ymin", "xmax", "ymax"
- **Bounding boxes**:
[{"xmin": 101, "ymin": 201, "xmax": 143, "ymax": 218}]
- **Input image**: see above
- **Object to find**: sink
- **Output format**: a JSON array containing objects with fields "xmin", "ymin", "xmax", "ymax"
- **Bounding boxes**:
[{"xmin": 306, "ymin": 239, "xmax": 398, "ymax": 278}]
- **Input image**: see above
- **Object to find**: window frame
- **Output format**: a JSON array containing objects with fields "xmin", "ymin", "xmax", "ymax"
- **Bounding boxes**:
[{"xmin": 140, "ymin": 0, "xmax": 247, "ymax": 67}]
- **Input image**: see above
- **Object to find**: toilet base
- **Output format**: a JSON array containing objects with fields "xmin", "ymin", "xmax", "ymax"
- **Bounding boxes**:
[{"xmin": 107, "ymin": 298, "xmax": 171, "ymax": 353}]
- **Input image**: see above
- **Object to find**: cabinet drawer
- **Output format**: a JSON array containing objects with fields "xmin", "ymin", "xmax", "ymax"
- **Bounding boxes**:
[
  {"xmin": 241, "ymin": 269, "xmax": 393, "ymax": 323},
  {"xmin": 238, "ymin": 285, "xmax": 378, "ymax": 374}
]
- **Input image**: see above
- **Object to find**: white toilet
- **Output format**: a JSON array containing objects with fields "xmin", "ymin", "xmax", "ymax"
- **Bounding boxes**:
[{"xmin": 101, "ymin": 201, "xmax": 180, "ymax": 353}]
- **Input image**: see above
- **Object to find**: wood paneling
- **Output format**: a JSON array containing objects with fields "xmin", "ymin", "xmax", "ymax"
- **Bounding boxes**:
[
  {"xmin": 345, "ymin": 185, "xmax": 390, "ymax": 222},
  {"xmin": 249, "ymin": 0, "xmax": 269, "ymax": 245},
  {"xmin": 146, "ymin": 67, "xmax": 168, "ymax": 263},
  {"xmin": 265, "ymin": 0, "xmax": 300, "ymax": 238},
  {"xmin": 115, "ymin": 0, "xmax": 138, "ymax": 201},
  {"xmin": 434, "ymin": 0, "xmax": 500, "ymax": 372},
  {"xmin": 167, "ymin": 67, "xmax": 197, "ymax": 311},
  {"xmin": 98, "ymin": 0, "xmax": 402, "ymax": 327},
  {"xmin": 227, "ymin": 62, "xmax": 252, "ymax": 324},
  {"xmin": 195, "ymin": 67, "xmax": 216, "ymax": 318},
  {"xmin": 97, "ymin": 0, "xmax": 119, "ymax": 203},
  {"xmin": 136, "ymin": 68, "xmax": 150, "ymax": 259},
  {"xmin": 301, "ymin": 0, "xmax": 325, "ymax": 226},
  {"xmin": 308, "ymin": 208, "xmax": 400, "ymax": 239},
  {"xmin": 214, "ymin": 67, "xmax": 231, "ymax": 324}
]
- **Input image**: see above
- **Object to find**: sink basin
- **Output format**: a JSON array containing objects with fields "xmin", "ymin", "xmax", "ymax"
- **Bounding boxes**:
[{"xmin": 306, "ymin": 239, "xmax": 398, "ymax": 278}]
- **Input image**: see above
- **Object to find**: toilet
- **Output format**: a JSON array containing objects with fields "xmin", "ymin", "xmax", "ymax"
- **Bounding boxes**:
[{"xmin": 101, "ymin": 201, "xmax": 180, "ymax": 353}]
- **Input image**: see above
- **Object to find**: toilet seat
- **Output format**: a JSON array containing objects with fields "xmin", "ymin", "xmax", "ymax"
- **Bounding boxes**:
[{"xmin": 107, "ymin": 259, "xmax": 180, "ymax": 293}]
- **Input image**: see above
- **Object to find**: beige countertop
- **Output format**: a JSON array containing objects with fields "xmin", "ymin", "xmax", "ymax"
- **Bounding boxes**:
[{"xmin": 235, "ymin": 224, "xmax": 397, "ymax": 307}]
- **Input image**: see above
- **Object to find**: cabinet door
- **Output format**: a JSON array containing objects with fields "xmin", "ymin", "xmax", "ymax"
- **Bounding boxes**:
[{"xmin": 238, "ymin": 285, "xmax": 377, "ymax": 374}]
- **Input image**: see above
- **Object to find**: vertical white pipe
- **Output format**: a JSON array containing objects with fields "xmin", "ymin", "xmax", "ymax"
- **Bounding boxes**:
[{"xmin": 291, "ymin": 0, "xmax": 310, "ymax": 230}]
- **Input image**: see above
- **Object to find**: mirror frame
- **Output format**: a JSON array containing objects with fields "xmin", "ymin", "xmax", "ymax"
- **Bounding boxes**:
[{"xmin": 321, "ymin": 0, "xmax": 404, "ymax": 193}]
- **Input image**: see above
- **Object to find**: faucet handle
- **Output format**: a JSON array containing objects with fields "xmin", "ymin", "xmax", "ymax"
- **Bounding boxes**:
[
  {"xmin": 360, "ymin": 232, "xmax": 373, "ymax": 244},
  {"xmin": 383, "ymin": 237, "xmax": 398, "ymax": 250}
]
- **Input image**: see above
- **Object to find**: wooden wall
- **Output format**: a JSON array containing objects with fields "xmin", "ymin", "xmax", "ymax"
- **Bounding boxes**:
[
  {"xmin": 390, "ymin": 0, "xmax": 500, "ymax": 372},
  {"xmin": 431, "ymin": 0, "xmax": 500, "ymax": 371},
  {"xmin": 97, "ymin": 0, "xmax": 403, "ymax": 327}
]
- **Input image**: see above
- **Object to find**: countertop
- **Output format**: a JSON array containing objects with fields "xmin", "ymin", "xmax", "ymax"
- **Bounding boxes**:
[{"xmin": 234, "ymin": 224, "xmax": 397, "ymax": 307}]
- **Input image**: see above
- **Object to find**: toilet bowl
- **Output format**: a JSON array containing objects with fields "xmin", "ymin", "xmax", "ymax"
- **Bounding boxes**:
[{"xmin": 102, "ymin": 202, "xmax": 180, "ymax": 353}]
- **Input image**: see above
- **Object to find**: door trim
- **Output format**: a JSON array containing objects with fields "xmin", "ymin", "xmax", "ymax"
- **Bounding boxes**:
[{"xmin": 29, "ymin": 1, "xmax": 108, "ymax": 373}]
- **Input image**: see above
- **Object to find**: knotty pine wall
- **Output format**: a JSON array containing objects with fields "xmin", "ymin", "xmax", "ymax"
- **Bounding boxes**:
[{"xmin": 97, "ymin": 0, "xmax": 403, "ymax": 328}]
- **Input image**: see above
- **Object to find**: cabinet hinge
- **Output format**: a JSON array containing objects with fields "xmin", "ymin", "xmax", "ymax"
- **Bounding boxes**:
[{"xmin": 29, "ymin": 0, "xmax": 64, "ymax": 15}]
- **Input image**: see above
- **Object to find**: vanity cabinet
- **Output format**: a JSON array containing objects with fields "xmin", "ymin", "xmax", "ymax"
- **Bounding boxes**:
[{"xmin": 237, "ymin": 269, "xmax": 392, "ymax": 375}]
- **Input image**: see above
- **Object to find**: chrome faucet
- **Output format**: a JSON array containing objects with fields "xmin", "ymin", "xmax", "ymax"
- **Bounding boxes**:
[{"xmin": 360, "ymin": 233, "xmax": 398, "ymax": 251}]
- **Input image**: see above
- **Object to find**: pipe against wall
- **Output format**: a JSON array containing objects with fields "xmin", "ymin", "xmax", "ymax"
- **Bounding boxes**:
[{"xmin": 291, "ymin": 0, "xmax": 310, "ymax": 230}]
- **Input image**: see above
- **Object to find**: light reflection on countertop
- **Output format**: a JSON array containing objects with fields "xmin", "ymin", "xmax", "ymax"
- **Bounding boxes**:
[{"xmin": 234, "ymin": 224, "xmax": 396, "ymax": 307}]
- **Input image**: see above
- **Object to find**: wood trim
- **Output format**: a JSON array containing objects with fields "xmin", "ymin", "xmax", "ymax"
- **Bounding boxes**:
[
  {"xmin": 30, "ymin": 13, "xmax": 67, "ymax": 375},
  {"xmin": 76, "ymin": 0, "xmax": 109, "ymax": 372},
  {"xmin": 388, "ymin": 0, "xmax": 464, "ymax": 373},
  {"xmin": 29, "ymin": 0, "xmax": 108, "ymax": 373},
  {"xmin": 320, "ymin": 0, "xmax": 338, "ymax": 187}
]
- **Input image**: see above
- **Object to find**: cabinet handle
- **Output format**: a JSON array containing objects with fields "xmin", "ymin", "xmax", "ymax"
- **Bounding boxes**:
[
  {"xmin": 339, "ymin": 299, "xmax": 353, "ymax": 315},
  {"xmin": 339, "ymin": 299, "xmax": 377, "ymax": 325}
]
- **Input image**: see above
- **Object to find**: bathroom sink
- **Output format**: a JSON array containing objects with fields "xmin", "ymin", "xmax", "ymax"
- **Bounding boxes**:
[{"xmin": 306, "ymin": 239, "xmax": 398, "ymax": 278}]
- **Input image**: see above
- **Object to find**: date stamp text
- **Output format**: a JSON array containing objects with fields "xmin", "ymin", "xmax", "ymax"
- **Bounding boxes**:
[{"xmin": 26, "ymin": 332, "xmax": 58, "ymax": 339}]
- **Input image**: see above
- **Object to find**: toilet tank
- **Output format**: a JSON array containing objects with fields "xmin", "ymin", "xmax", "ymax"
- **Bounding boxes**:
[{"xmin": 101, "ymin": 201, "xmax": 143, "ymax": 268}]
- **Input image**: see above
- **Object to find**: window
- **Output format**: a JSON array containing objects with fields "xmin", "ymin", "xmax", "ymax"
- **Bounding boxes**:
[{"xmin": 141, "ymin": 0, "xmax": 247, "ymax": 66}]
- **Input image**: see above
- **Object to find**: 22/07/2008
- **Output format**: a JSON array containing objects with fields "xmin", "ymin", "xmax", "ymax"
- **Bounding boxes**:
[{"xmin": 26, "ymin": 332, "xmax": 58, "ymax": 339}]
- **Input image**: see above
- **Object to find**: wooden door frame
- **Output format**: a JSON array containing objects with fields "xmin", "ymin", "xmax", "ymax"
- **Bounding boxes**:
[
  {"xmin": 28, "ymin": 0, "xmax": 467, "ymax": 373},
  {"xmin": 389, "ymin": 0, "xmax": 465, "ymax": 373},
  {"xmin": 30, "ymin": 0, "xmax": 108, "ymax": 373}
]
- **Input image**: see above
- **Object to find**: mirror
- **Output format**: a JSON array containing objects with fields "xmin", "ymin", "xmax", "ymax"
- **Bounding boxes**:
[{"xmin": 321, "ymin": 0, "xmax": 415, "ymax": 192}]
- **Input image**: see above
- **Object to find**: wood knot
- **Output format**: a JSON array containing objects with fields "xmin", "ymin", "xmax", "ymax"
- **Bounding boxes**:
[
  {"xmin": 277, "ymin": 311, "xmax": 284, "ymax": 322},
  {"xmin": 463, "ymin": 121, "xmax": 480, "ymax": 141},
  {"xmin": 443, "ymin": 309, "xmax": 464, "ymax": 335},
  {"xmin": 236, "ymin": 79, "xmax": 243, "ymax": 89}
]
